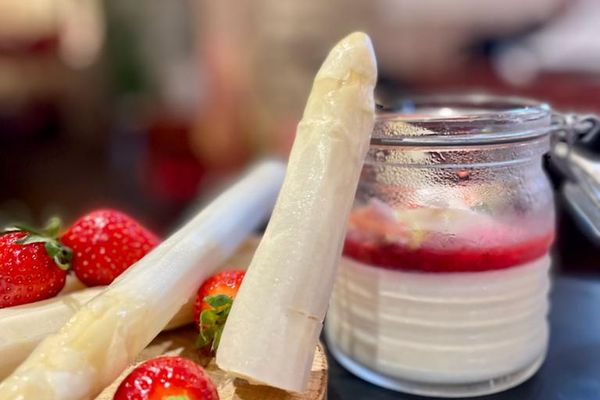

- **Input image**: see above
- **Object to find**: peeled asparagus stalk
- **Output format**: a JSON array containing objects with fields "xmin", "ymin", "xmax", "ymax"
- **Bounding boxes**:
[
  {"xmin": 217, "ymin": 32, "xmax": 377, "ymax": 392},
  {"xmin": 0, "ymin": 162, "xmax": 284, "ymax": 400},
  {"xmin": 0, "ymin": 288, "xmax": 192, "ymax": 380},
  {"xmin": 0, "ymin": 236, "xmax": 261, "ymax": 381},
  {"xmin": 59, "ymin": 275, "xmax": 87, "ymax": 295}
]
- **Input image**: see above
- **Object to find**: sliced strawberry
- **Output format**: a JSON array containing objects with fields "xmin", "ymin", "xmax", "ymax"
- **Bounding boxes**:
[
  {"xmin": 344, "ymin": 202, "xmax": 555, "ymax": 272},
  {"xmin": 348, "ymin": 201, "xmax": 408, "ymax": 243},
  {"xmin": 113, "ymin": 356, "xmax": 219, "ymax": 400}
]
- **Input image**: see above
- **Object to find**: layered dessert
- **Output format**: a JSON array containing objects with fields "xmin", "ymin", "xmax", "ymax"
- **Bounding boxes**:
[{"xmin": 326, "ymin": 199, "xmax": 554, "ymax": 394}]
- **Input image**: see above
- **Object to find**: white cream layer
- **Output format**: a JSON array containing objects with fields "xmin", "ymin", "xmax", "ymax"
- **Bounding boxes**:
[{"xmin": 325, "ymin": 255, "xmax": 551, "ymax": 384}]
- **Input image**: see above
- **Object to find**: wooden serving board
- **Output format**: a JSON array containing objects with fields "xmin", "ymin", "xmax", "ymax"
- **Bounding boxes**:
[{"xmin": 96, "ymin": 325, "xmax": 327, "ymax": 400}]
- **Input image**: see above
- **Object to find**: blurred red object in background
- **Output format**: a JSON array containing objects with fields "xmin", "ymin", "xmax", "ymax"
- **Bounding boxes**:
[{"xmin": 144, "ymin": 117, "xmax": 207, "ymax": 204}]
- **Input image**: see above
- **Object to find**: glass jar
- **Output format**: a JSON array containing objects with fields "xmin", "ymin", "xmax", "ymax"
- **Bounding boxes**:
[{"xmin": 325, "ymin": 95, "xmax": 556, "ymax": 397}]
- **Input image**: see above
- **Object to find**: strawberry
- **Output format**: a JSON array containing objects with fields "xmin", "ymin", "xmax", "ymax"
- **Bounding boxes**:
[
  {"xmin": 193, "ymin": 270, "xmax": 245, "ymax": 354},
  {"xmin": 0, "ymin": 217, "xmax": 72, "ymax": 308},
  {"xmin": 61, "ymin": 209, "xmax": 159, "ymax": 287},
  {"xmin": 113, "ymin": 356, "xmax": 219, "ymax": 400}
]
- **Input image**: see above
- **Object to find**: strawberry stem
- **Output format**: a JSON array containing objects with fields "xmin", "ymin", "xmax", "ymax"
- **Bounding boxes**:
[{"xmin": 44, "ymin": 241, "xmax": 73, "ymax": 271}]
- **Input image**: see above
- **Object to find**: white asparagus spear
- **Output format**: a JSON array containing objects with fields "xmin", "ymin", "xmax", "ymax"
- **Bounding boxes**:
[
  {"xmin": 59, "ymin": 275, "xmax": 86, "ymax": 295},
  {"xmin": 0, "ymin": 236, "xmax": 261, "ymax": 381},
  {"xmin": 0, "ymin": 161, "xmax": 284, "ymax": 400},
  {"xmin": 0, "ymin": 288, "xmax": 191, "ymax": 380},
  {"xmin": 217, "ymin": 32, "xmax": 377, "ymax": 392}
]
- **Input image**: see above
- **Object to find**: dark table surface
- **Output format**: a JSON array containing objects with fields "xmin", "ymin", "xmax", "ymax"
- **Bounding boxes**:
[{"xmin": 325, "ymin": 275, "xmax": 600, "ymax": 400}]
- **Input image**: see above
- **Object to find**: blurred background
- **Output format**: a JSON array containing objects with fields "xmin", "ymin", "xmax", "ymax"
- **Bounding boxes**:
[{"xmin": 0, "ymin": 0, "xmax": 598, "ymax": 274}]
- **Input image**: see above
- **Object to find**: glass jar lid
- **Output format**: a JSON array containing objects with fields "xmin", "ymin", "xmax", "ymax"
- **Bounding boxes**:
[{"xmin": 374, "ymin": 94, "xmax": 552, "ymax": 146}]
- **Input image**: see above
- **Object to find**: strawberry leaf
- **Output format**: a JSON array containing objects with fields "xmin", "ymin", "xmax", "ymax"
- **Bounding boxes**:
[
  {"xmin": 3, "ymin": 217, "xmax": 63, "ymax": 239},
  {"xmin": 196, "ymin": 294, "xmax": 234, "ymax": 355},
  {"xmin": 200, "ymin": 310, "xmax": 217, "ymax": 333},
  {"xmin": 2, "ymin": 223, "xmax": 45, "ymax": 236},
  {"xmin": 15, "ymin": 235, "xmax": 52, "ymax": 245},
  {"xmin": 197, "ymin": 310, "xmax": 216, "ymax": 347},
  {"xmin": 42, "ymin": 217, "xmax": 62, "ymax": 238},
  {"xmin": 3, "ymin": 217, "xmax": 73, "ymax": 271},
  {"xmin": 195, "ymin": 334, "xmax": 211, "ymax": 349},
  {"xmin": 205, "ymin": 294, "xmax": 232, "ymax": 309},
  {"xmin": 1, "ymin": 226, "xmax": 22, "ymax": 235},
  {"xmin": 211, "ymin": 326, "xmax": 223, "ymax": 353}
]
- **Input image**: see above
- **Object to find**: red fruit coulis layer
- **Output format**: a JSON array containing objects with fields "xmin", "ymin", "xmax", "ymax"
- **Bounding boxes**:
[{"xmin": 343, "ymin": 232, "xmax": 554, "ymax": 273}]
